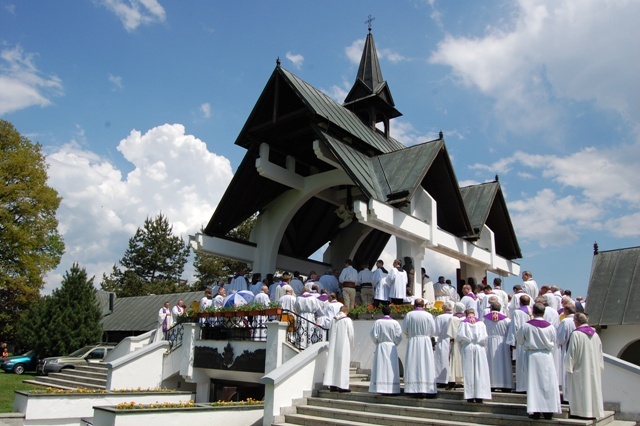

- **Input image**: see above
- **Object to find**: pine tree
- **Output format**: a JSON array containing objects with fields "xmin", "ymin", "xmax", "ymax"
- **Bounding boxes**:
[
  {"xmin": 101, "ymin": 213, "xmax": 190, "ymax": 296},
  {"xmin": 16, "ymin": 263, "xmax": 102, "ymax": 358}
]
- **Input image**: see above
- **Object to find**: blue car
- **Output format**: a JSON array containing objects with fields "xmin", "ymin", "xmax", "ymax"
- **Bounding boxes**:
[{"xmin": 0, "ymin": 350, "xmax": 38, "ymax": 375}]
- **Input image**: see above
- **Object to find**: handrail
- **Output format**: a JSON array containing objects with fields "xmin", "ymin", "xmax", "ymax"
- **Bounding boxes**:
[
  {"xmin": 167, "ymin": 323, "xmax": 184, "ymax": 352},
  {"xmin": 281, "ymin": 309, "xmax": 329, "ymax": 350}
]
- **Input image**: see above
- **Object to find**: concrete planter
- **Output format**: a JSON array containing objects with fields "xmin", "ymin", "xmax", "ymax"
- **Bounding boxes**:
[
  {"xmin": 92, "ymin": 404, "xmax": 263, "ymax": 426},
  {"xmin": 14, "ymin": 390, "xmax": 193, "ymax": 426}
]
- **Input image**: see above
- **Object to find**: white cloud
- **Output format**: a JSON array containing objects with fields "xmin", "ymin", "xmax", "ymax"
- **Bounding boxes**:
[
  {"xmin": 390, "ymin": 120, "xmax": 439, "ymax": 146},
  {"xmin": 509, "ymin": 188, "xmax": 602, "ymax": 248},
  {"xmin": 430, "ymin": 0, "xmax": 640, "ymax": 138},
  {"xmin": 108, "ymin": 73, "xmax": 123, "ymax": 90},
  {"xmin": 200, "ymin": 102, "xmax": 211, "ymax": 118},
  {"xmin": 98, "ymin": 0, "xmax": 166, "ymax": 32},
  {"xmin": 0, "ymin": 45, "xmax": 63, "ymax": 114},
  {"xmin": 605, "ymin": 213, "xmax": 640, "ymax": 238},
  {"xmin": 45, "ymin": 123, "xmax": 232, "ymax": 293},
  {"xmin": 345, "ymin": 39, "xmax": 406, "ymax": 65},
  {"xmin": 285, "ymin": 52, "xmax": 304, "ymax": 70}
]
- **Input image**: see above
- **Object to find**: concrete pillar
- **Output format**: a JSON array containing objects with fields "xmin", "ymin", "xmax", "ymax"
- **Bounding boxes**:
[{"xmin": 264, "ymin": 321, "xmax": 288, "ymax": 374}]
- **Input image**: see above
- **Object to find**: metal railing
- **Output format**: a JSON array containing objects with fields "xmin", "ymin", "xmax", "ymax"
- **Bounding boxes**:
[
  {"xmin": 197, "ymin": 309, "xmax": 329, "ymax": 351},
  {"xmin": 167, "ymin": 323, "xmax": 184, "ymax": 352}
]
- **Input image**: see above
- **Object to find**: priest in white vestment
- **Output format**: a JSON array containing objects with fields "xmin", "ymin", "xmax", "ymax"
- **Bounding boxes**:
[
  {"xmin": 372, "ymin": 260, "xmax": 389, "ymax": 307},
  {"xmin": 402, "ymin": 298, "xmax": 437, "ymax": 397},
  {"xmin": 228, "ymin": 271, "xmax": 248, "ymax": 293},
  {"xmin": 294, "ymin": 288, "xmax": 323, "ymax": 349},
  {"xmin": 368, "ymin": 305, "xmax": 402, "ymax": 394},
  {"xmin": 252, "ymin": 286, "xmax": 271, "ymax": 340},
  {"xmin": 483, "ymin": 301, "xmax": 513, "ymax": 391},
  {"xmin": 320, "ymin": 293, "xmax": 343, "ymax": 328},
  {"xmin": 434, "ymin": 302, "xmax": 453, "ymax": 386},
  {"xmin": 521, "ymin": 270, "xmax": 539, "ymax": 300},
  {"xmin": 386, "ymin": 259, "xmax": 407, "ymax": 305},
  {"xmin": 506, "ymin": 294, "xmax": 532, "ymax": 392},
  {"xmin": 155, "ymin": 302, "xmax": 173, "ymax": 342},
  {"xmin": 446, "ymin": 302, "xmax": 466, "ymax": 388},
  {"xmin": 564, "ymin": 313, "xmax": 604, "ymax": 419},
  {"xmin": 323, "ymin": 306, "xmax": 355, "ymax": 392},
  {"xmin": 457, "ymin": 308, "xmax": 492, "ymax": 402},
  {"xmin": 557, "ymin": 304, "xmax": 576, "ymax": 400},
  {"xmin": 516, "ymin": 303, "xmax": 561, "ymax": 420},
  {"xmin": 460, "ymin": 284, "xmax": 478, "ymax": 312}
]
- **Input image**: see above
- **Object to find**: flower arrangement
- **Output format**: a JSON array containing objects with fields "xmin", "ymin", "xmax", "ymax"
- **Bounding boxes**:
[
  {"xmin": 347, "ymin": 303, "xmax": 442, "ymax": 319},
  {"xmin": 115, "ymin": 400, "xmax": 196, "ymax": 410},
  {"xmin": 210, "ymin": 398, "xmax": 263, "ymax": 407},
  {"xmin": 29, "ymin": 387, "xmax": 175, "ymax": 395}
]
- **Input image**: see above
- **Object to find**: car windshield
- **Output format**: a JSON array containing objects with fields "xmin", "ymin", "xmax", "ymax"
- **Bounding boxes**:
[{"xmin": 68, "ymin": 346, "xmax": 95, "ymax": 357}]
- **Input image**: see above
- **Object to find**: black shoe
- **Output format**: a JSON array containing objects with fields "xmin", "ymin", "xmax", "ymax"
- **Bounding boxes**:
[
  {"xmin": 475, "ymin": 398, "xmax": 483, "ymax": 403},
  {"xmin": 543, "ymin": 413, "xmax": 553, "ymax": 420},
  {"xmin": 338, "ymin": 388, "xmax": 351, "ymax": 393},
  {"xmin": 467, "ymin": 398, "xmax": 474, "ymax": 403},
  {"xmin": 329, "ymin": 386, "xmax": 338, "ymax": 392},
  {"xmin": 528, "ymin": 413, "xmax": 541, "ymax": 419},
  {"xmin": 425, "ymin": 393, "xmax": 437, "ymax": 399}
]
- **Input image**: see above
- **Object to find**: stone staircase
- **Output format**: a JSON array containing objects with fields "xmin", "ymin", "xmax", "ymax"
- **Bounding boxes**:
[
  {"xmin": 274, "ymin": 364, "xmax": 637, "ymax": 426},
  {"xmin": 23, "ymin": 363, "xmax": 108, "ymax": 390}
]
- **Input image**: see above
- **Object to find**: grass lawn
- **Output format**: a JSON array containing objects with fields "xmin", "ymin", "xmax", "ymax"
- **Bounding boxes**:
[{"xmin": 0, "ymin": 372, "xmax": 46, "ymax": 412}]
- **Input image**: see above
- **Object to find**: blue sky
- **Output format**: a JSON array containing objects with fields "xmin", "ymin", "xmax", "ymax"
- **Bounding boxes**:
[{"xmin": 2, "ymin": 1, "xmax": 638, "ymax": 299}]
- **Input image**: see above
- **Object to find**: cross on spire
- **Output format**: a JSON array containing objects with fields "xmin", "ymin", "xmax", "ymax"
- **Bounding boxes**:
[{"xmin": 365, "ymin": 15, "xmax": 375, "ymax": 32}]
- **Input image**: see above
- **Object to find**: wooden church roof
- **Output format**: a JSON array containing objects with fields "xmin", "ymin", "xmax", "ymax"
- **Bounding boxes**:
[{"xmin": 204, "ymin": 30, "xmax": 521, "ymax": 264}]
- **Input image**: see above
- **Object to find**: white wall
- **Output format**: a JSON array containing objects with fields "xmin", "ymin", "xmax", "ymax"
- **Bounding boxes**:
[
  {"xmin": 598, "ymin": 324, "xmax": 640, "ymax": 358},
  {"xmin": 603, "ymin": 354, "xmax": 640, "ymax": 422}
]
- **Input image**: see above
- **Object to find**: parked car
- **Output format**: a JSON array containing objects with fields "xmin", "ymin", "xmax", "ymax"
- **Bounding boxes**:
[
  {"xmin": 37, "ymin": 344, "xmax": 114, "ymax": 375},
  {"xmin": 0, "ymin": 350, "xmax": 38, "ymax": 375}
]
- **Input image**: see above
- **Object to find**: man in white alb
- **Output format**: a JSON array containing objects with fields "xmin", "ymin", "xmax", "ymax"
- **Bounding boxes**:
[
  {"xmin": 402, "ymin": 298, "xmax": 438, "ymax": 398},
  {"xmin": 387, "ymin": 259, "xmax": 407, "ymax": 305},
  {"xmin": 564, "ymin": 312, "xmax": 604, "ymax": 419},
  {"xmin": 516, "ymin": 302, "xmax": 561, "ymax": 420},
  {"xmin": 323, "ymin": 305, "xmax": 354, "ymax": 393},
  {"xmin": 457, "ymin": 308, "xmax": 491, "ymax": 403},
  {"xmin": 369, "ymin": 305, "xmax": 402, "ymax": 394}
]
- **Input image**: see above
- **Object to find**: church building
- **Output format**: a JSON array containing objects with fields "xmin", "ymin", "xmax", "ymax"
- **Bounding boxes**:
[{"xmin": 191, "ymin": 27, "xmax": 522, "ymax": 296}]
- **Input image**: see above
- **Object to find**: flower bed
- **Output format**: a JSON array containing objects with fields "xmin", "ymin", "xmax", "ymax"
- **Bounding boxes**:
[
  {"xmin": 347, "ymin": 303, "xmax": 442, "ymax": 319},
  {"xmin": 13, "ymin": 389, "xmax": 193, "ymax": 424},
  {"xmin": 93, "ymin": 400, "xmax": 264, "ymax": 426}
]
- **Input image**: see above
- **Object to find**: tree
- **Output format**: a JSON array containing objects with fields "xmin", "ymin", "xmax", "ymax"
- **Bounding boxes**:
[
  {"xmin": 192, "ymin": 215, "xmax": 255, "ymax": 290},
  {"xmin": 0, "ymin": 119, "xmax": 64, "ymax": 343},
  {"xmin": 101, "ymin": 213, "xmax": 190, "ymax": 296},
  {"xmin": 16, "ymin": 263, "xmax": 102, "ymax": 358}
]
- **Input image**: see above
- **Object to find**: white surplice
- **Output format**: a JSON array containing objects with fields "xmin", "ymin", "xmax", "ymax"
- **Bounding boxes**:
[
  {"xmin": 434, "ymin": 312, "xmax": 453, "ymax": 384},
  {"xmin": 447, "ymin": 315, "xmax": 464, "ymax": 384},
  {"xmin": 386, "ymin": 267, "xmax": 407, "ymax": 300},
  {"xmin": 402, "ymin": 308, "xmax": 437, "ymax": 394},
  {"xmin": 517, "ymin": 319, "xmax": 561, "ymax": 415},
  {"xmin": 372, "ymin": 267, "xmax": 389, "ymax": 301},
  {"xmin": 368, "ymin": 316, "xmax": 402, "ymax": 394},
  {"xmin": 557, "ymin": 314, "xmax": 576, "ymax": 397},
  {"xmin": 506, "ymin": 306, "xmax": 532, "ymax": 391},
  {"xmin": 565, "ymin": 327, "xmax": 604, "ymax": 419},
  {"xmin": 294, "ymin": 293, "xmax": 323, "ymax": 349},
  {"xmin": 457, "ymin": 319, "xmax": 492, "ymax": 400},
  {"xmin": 483, "ymin": 313, "xmax": 513, "ymax": 389},
  {"xmin": 323, "ymin": 312, "xmax": 354, "ymax": 390}
]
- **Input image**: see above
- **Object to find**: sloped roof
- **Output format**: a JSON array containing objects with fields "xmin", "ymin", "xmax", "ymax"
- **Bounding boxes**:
[
  {"xmin": 460, "ymin": 181, "xmax": 522, "ymax": 259},
  {"xmin": 102, "ymin": 291, "xmax": 203, "ymax": 332},
  {"xmin": 586, "ymin": 246, "xmax": 640, "ymax": 325}
]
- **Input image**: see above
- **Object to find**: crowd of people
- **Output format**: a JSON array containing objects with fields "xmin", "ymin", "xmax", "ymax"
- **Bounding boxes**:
[
  {"xmin": 324, "ymin": 268, "xmax": 604, "ymax": 421},
  {"xmin": 156, "ymin": 262, "xmax": 604, "ymax": 421}
]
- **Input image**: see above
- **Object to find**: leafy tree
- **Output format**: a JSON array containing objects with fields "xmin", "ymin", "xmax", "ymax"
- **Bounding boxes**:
[
  {"xmin": 0, "ymin": 119, "xmax": 64, "ymax": 343},
  {"xmin": 101, "ymin": 213, "xmax": 190, "ymax": 296},
  {"xmin": 192, "ymin": 216, "xmax": 256, "ymax": 290},
  {"xmin": 16, "ymin": 263, "xmax": 102, "ymax": 358}
]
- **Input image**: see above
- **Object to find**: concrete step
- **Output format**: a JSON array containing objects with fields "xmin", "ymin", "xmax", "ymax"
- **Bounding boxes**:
[
  {"xmin": 22, "ymin": 379, "xmax": 76, "ymax": 391},
  {"xmin": 47, "ymin": 371, "xmax": 107, "ymax": 387},
  {"xmin": 24, "ymin": 375, "xmax": 105, "ymax": 390},
  {"xmin": 304, "ymin": 394, "xmax": 613, "ymax": 425}
]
